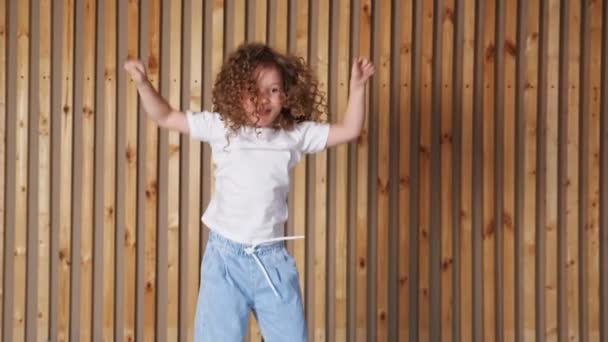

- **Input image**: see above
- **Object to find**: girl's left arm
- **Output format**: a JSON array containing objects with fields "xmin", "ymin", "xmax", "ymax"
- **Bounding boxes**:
[{"xmin": 326, "ymin": 57, "xmax": 375, "ymax": 148}]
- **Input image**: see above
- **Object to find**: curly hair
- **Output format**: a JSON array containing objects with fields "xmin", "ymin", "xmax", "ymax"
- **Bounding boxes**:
[{"xmin": 212, "ymin": 43, "xmax": 327, "ymax": 134}]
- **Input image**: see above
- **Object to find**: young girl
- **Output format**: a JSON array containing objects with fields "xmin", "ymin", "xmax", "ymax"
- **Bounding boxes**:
[{"xmin": 124, "ymin": 43, "xmax": 374, "ymax": 341}]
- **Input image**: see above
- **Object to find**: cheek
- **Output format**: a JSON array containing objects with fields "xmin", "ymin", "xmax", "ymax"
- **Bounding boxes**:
[{"xmin": 242, "ymin": 99, "xmax": 255, "ymax": 112}]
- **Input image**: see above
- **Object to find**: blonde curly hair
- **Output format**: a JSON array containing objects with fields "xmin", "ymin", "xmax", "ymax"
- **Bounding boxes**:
[{"xmin": 212, "ymin": 43, "xmax": 327, "ymax": 133}]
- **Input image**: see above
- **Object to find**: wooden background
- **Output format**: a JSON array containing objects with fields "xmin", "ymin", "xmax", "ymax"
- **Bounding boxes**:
[{"xmin": 1, "ymin": 0, "xmax": 607, "ymax": 341}]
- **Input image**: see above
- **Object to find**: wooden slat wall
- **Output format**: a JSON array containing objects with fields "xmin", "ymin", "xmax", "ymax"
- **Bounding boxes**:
[{"xmin": 1, "ymin": 1, "xmax": 608, "ymax": 341}]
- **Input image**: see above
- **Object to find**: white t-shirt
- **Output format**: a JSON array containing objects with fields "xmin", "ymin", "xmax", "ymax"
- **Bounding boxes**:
[{"xmin": 187, "ymin": 111, "xmax": 330, "ymax": 244}]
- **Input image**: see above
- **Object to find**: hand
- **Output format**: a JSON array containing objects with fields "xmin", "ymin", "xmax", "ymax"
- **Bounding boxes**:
[
  {"xmin": 124, "ymin": 59, "xmax": 148, "ymax": 85},
  {"xmin": 349, "ymin": 57, "xmax": 375, "ymax": 91}
]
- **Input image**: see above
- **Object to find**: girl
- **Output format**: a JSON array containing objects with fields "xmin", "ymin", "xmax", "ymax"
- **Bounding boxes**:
[{"xmin": 124, "ymin": 43, "xmax": 374, "ymax": 341}]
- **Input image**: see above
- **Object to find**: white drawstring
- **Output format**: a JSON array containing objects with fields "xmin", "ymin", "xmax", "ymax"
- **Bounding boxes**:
[{"xmin": 244, "ymin": 235, "xmax": 304, "ymax": 298}]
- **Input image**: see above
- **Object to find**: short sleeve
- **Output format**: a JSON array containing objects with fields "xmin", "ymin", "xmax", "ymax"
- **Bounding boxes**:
[
  {"xmin": 297, "ymin": 121, "xmax": 330, "ymax": 154},
  {"xmin": 187, "ymin": 111, "xmax": 225, "ymax": 142}
]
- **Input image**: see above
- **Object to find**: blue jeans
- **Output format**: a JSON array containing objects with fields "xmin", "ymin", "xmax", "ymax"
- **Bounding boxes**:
[{"xmin": 194, "ymin": 231, "xmax": 307, "ymax": 341}]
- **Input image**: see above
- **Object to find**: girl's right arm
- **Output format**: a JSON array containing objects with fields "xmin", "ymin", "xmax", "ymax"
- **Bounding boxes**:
[{"xmin": 124, "ymin": 59, "xmax": 190, "ymax": 134}]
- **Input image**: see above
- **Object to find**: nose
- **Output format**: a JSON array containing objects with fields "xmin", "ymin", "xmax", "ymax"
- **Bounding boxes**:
[{"xmin": 260, "ymin": 93, "xmax": 270, "ymax": 104}]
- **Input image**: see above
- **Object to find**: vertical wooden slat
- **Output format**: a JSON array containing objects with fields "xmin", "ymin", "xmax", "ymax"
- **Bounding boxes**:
[
  {"xmin": 409, "ymin": 0, "xmax": 422, "ymax": 339},
  {"xmin": 544, "ymin": 0, "xmax": 560, "ymax": 339},
  {"xmin": 144, "ymin": 0, "xmax": 160, "ymax": 341},
  {"xmin": 13, "ymin": 0, "xmax": 30, "ymax": 340},
  {"xmin": 419, "ymin": 0, "xmax": 433, "ymax": 339},
  {"xmin": 557, "ymin": 0, "xmax": 572, "ymax": 340},
  {"xmin": 452, "ymin": 0, "xmax": 465, "ymax": 338},
  {"xmin": 514, "ymin": 0, "xmax": 526, "ymax": 339},
  {"xmin": 375, "ymin": 0, "xmax": 390, "ymax": 341},
  {"xmin": 38, "ymin": 0, "xmax": 52, "ymax": 339},
  {"xmin": 178, "ymin": 0, "xmax": 191, "ymax": 337},
  {"xmin": 523, "ymin": 0, "xmax": 539, "ymax": 339},
  {"xmin": 186, "ymin": 1, "xmax": 203, "ymax": 341},
  {"xmin": 254, "ymin": 0, "xmax": 267, "ymax": 42},
  {"xmin": 503, "ymin": 0, "xmax": 517, "ymax": 340},
  {"xmin": 334, "ymin": 0, "xmax": 349, "ymax": 341},
  {"xmin": 460, "ymin": 0, "xmax": 475, "ymax": 339},
  {"xmin": 472, "ymin": 0, "xmax": 485, "ymax": 339},
  {"xmin": 71, "ymin": 2, "xmax": 83, "ymax": 336},
  {"xmin": 565, "ymin": 0, "xmax": 581, "ymax": 340},
  {"xmin": 536, "ymin": 1, "xmax": 549, "ymax": 340},
  {"xmin": 585, "ymin": 2, "xmax": 603, "ymax": 341},
  {"xmin": 79, "ymin": 1, "xmax": 96, "ymax": 340},
  {"xmin": 601, "ymin": 0, "xmax": 608, "ymax": 338},
  {"xmin": 430, "ymin": 0, "xmax": 445, "ymax": 339},
  {"xmin": 440, "ymin": 0, "xmax": 454, "ymax": 340},
  {"xmin": 493, "ymin": 0, "xmax": 505, "ymax": 339},
  {"xmin": 273, "ymin": 0, "xmax": 287, "ymax": 52},
  {"xmin": 560, "ymin": 2, "xmax": 582, "ymax": 341},
  {"xmin": 354, "ymin": 0, "xmax": 373, "ymax": 341},
  {"xmin": 601, "ymin": 1, "xmax": 608, "ymax": 340},
  {"xmin": 587, "ymin": 1, "xmax": 602, "ymax": 340},
  {"xmin": 2, "ymin": 0, "xmax": 15, "ymax": 339},
  {"xmin": 0, "ymin": 0, "xmax": 5, "ymax": 337},
  {"xmin": 124, "ymin": 1, "xmax": 139, "ymax": 340},
  {"xmin": 233, "ymin": 0, "xmax": 244, "ymax": 47},
  {"xmin": 157, "ymin": 0, "xmax": 168, "ymax": 338},
  {"xmin": 92, "ymin": 0, "xmax": 104, "ymax": 337},
  {"xmin": 26, "ymin": 0, "xmax": 39, "ymax": 338},
  {"xmin": 481, "ymin": 0, "xmax": 496, "ymax": 340},
  {"xmin": 166, "ymin": 0, "xmax": 182, "ymax": 340},
  {"xmin": 102, "ymin": 0, "xmax": 117, "ymax": 340},
  {"xmin": 397, "ymin": 0, "xmax": 411, "ymax": 340},
  {"xmin": 577, "ymin": 1, "xmax": 590, "ymax": 340},
  {"xmin": 58, "ymin": 0, "xmax": 75, "ymax": 339},
  {"xmin": 315, "ymin": 0, "xmax": 329, "ymax": 340}
]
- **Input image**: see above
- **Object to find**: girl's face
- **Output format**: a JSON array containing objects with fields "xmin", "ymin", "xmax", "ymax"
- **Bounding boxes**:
[{"xmin": 242, "ymin": 66, "xmax": 284, "ymax": 128}]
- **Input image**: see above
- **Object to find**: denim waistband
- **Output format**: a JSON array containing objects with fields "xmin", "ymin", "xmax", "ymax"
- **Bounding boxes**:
[{"xmin": 207, "ymin": 231, "xmax": 285, "ymax": 256}]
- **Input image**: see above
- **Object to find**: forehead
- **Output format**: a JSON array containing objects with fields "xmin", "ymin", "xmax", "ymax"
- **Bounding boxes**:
[{"xmin": 255, "ymin": 66, "xmax": 283, "ymax": 86}]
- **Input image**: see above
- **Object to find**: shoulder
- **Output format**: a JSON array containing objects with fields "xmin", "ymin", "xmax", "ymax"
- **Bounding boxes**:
[{"xmin": 186, "ymin": 110, "xmax": 228, "ymax": 142}]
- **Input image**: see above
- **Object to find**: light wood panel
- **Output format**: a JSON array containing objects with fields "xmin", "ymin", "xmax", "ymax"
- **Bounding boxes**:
[
  {"xmin": 482, "ymin": 0, "xmax": 496, "ymax": 340},
  {"xmin": 37, "ymin": 0, "xmax": 52, "ymax": 339},
  {"xmin": 13, "ymin": 1, "xmax": 30, "ymax": 340},
  {"xmin": 143, "ymin": 1, "xmax": 161, "ymax": 341},
  {"xmin": 375, "ymin": 0, "xmax": 390, "ymax": 340},
  {"xmin": 0, "ymin": 0, "xmax": 5, "ymax": 338},
  {"xmin": 79, "ymin": 0, "xmax": 96, "ymax": 340},
  {"xmin": 440, "ymin": 0, "xmax": 455, "ymax": 340},
  {"xmin": 0, "ymin": 1, "xmax": 604, "ymax": 341},
  {"xmin": 587, "ymin": 0, "xmax": 602, "ymax": 340},
  {"xmin": 503, "ymin": 0, "xmax": 517, "ymax": 339},
  {"xmin": 102, "ymin": 0, "xmax": 117, "ymax": 340},
  {"xmin": 356, "ymin": 1, "xmax": 372, "ymax": 341},
  {"xmin": 524, "ymin": 1, "xmax": 540, "ymax": 340},
  {"xmin": 460, "ymin": 0, "xmax": 475, "ymax": 339},
  {"xmin": 418, "ymin": 0, "xmax": 433, "ymax": 339},
  {"xmin": 58, "ymin": 1, "xmax": 74, "ymax": 340},
  {"xmin": 333, "ymin": 0, "xmax": 350, "ymax": 341},
  {"xmin": 166, "ymin": 1, "xmax": 182, "ymax": 340}
]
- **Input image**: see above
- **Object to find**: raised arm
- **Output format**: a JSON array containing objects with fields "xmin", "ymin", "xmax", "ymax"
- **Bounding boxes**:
[
  {"xmin": 326, "ymin": 57, "xmax": 375, "ymax": 148},
  {"xmin": 124, "ymin": 59, "xmax": 190, "ymax": 134}
]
